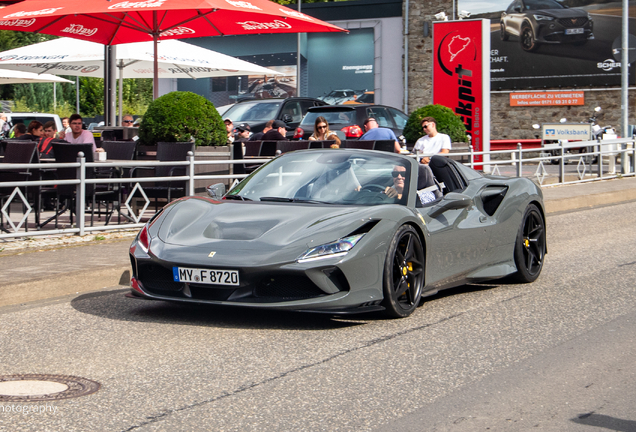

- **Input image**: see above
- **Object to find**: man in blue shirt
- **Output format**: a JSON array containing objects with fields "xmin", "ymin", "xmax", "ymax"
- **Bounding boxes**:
[{"xmin": 359, "ymin": 117, "xmax": 401, "ymax": 153}]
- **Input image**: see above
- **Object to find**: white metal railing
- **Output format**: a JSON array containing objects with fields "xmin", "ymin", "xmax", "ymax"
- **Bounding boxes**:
[{"xmin": 1, "ymin": 140, "xmax": 634, "ymax": 239}]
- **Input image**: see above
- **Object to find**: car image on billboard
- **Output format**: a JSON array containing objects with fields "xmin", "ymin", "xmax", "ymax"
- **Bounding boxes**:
[{"xmin": 500, "ymin": 0, "xmax": 594, "ymax": 52}]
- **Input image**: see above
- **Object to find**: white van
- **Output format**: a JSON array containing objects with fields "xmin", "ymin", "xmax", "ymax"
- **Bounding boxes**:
[{"xmin": 5, "ymin": 112, "xmax": 64, "ymax": 134}]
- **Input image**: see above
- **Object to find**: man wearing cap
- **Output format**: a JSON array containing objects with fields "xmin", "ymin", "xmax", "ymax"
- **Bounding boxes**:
[
  {"xmin": 261, "ymin": 120, "xmax": 287, "ymax": 141},
  {"xmin": 224, "ymin": 118, "xmax": 234, "ymax": 144},
  {"xmin": 359, "ymin": 117, "xmax": 401, "ymax": 153},
  {"xmin": 235, "ymin": 123, "xmax": 251, "ymax": 143}
]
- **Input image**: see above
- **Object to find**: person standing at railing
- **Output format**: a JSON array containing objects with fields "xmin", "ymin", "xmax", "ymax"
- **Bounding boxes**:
[
  {"xmin": 414, "ymin": 117, "xmax": 451, "ymax": 164},
  {"xmin": 58, "ymin": 114, "xmax": 104, "ymax": 153}
]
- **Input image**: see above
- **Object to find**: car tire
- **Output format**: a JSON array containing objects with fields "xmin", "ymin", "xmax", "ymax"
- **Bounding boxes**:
[
  {"xmin": 520, "ymin": 24, "xmax": 538, "ymax": 52},
  {"xmin": 512, "ymin": 204, "xmax": 546, "ymax": 283},
  {"xmin": 500, "ymin": 23, "xmax": 509, "ymax": 41},
  {"xmin": 382, "ymin": 225, "xmax": 425, "ymax": 318}
]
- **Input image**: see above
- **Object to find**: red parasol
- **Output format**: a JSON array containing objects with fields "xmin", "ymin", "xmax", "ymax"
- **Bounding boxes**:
[{"xmin": 0, "ymin": 0, "xmax": 346, "ymax": 98}]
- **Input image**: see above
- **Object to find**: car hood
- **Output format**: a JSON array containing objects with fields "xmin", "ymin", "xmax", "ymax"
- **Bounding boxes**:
[
  {"xmin": 532, "ymin": 8, "xmax": 587, "ymax": 18},
  {"xmin": 155, "ymin": 197, "xmax": 382, "ymax": 264}
]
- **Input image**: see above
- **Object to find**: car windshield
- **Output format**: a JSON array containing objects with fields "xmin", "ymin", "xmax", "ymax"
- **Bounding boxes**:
[
  {"xmin": 10, "ymin": 116, "xmax": 56, "ymax": 128},
  {"xmin": 227, "ymin": 150, "xmax": 410, "ymax": 206},
  {"xmin": 301, "ymin": 110, "xmax": 356, "ymax": 127},
  {"xmin": 524, "ymin": 0, "xmax": 563, "ymax": 10},
  {"xmin": 326, "ymin": 90, "xmax": 354, "ymax": 98},
  {"xmin": 222, "ymin": 101, "xmax": 282, "ymax": 122}
]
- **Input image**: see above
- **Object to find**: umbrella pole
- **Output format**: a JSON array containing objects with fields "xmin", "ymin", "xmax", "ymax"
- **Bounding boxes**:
[
  {"xmin": 153, "ymin": 11, "xmax": 159, "ymax": 100},
  {"xmin": 119, "ymin": 60, "xmax": 123, "ymax": 126},
  {"xmin": 76, "ymin": 76, "xmax": 80, "ymax": 113}
]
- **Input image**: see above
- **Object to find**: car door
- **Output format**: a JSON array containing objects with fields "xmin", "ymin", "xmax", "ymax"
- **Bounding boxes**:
[
  {"xmin": 279, "ymin": 100, "xmax": 303, "ymax": 137},
  {"xmin": 506, "ymin": 0, "xmax": 525, "ymax": 36},
  {"xmin": 388, "ymin": 108, "xmax": 409, "ymax": 136},
  {"xmin": 415, "ymin": 163, "xmax": 493, "ymax": 289}
]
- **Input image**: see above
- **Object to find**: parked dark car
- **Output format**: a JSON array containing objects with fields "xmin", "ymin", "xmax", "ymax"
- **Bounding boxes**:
[
  {"xmin": 221, "ymin": 97, "xmax": 327, "ymax": 138},
  {"xmin": 500, "ymin": 0, "xmax": 593, "ymax": 52},
  {"xmin": 294, "ymin": 104, "xmax": 409, "ymax": 140}
]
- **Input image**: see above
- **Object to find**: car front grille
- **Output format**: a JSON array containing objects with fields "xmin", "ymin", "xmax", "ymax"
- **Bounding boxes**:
[
  {"xmin": 136, "ymin": 262, "xmax": 331, "ymax": 303},
  {"xmin": 138, "ymin": 263, "xmax": 183, "ymax": 292},
  {"xmin": 252, "ymin": 275, "xmax": 326, "ymax": 302},
  {"xmin": 557, "ymin": 17, "xmax": 588, "ymax": 27}
]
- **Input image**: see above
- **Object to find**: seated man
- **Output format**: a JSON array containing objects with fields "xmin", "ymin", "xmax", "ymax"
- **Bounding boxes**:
[
  {"xmin": 414, "ymin": 117, "xmax": 451, "ymax": 164},
  {"xmin": 58, "ymin": 114, "xmax": 103, "ymax": 153},
  {"xmin": 359, "ymin": 117, "xmax": 401, "ymax": 153}
]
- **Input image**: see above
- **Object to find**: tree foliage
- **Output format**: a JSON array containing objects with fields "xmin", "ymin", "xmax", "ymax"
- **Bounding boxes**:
[
  {"xmin": 139, "ymin": 91, "xmax": 226, "ymax": 146},
  {"xmin": 0, "ymin": 31, "xmax": 153, "ymax": 116},
  {"xmin": 403, "ymin": 104, "xmax": 468, "ymax": 144}
]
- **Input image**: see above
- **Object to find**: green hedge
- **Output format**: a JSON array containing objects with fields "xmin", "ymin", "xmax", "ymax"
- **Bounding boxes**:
[
  {"xmin": 403, "ymin": 104, "xmax": 468, "ymax": 144},
  {"xmin": 139, "ymin": 91, "xmax": 226, "ymax": 146}
]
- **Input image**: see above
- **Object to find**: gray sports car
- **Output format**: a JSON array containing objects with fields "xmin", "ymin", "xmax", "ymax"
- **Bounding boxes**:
[
  {"xmin": 500, "ymin": 0, "xmax": 593, "ymax": 52},
  {"xmin": 129, "ymin": 150, "xmax": 546, "ymax": 318}
]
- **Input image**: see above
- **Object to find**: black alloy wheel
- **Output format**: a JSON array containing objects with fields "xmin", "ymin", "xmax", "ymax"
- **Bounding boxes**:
[
  {"xmin": 500, "ymin": 23, "xmax": 509, "ymax": 41},
  {"xmin": 513, "ymin": 204, "xmax": 546, "ymax": 282},
  {"xmin": 521, "ymin": 25, "xmax": 538, "ymax": 52},
  {"xmin": 382, "ymin": 225, "xmax": 425, "ymax": 318}
]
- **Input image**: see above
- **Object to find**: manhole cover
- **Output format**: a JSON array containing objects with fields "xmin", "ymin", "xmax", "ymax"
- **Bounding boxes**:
[{"xmin": 0, "ymin": 374, "xmax": 100, "ymax": 402}]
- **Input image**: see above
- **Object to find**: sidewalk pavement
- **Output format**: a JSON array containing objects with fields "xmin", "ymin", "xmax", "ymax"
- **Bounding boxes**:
[{"xmin": 1, "ymin": 176, "xmax": 636, "ymax": 308}]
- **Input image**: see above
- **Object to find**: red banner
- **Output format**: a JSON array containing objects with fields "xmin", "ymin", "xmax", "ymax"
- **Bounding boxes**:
[{"xmin": 433, "ymin": 20, "xmax": 490, "ymax": 165}]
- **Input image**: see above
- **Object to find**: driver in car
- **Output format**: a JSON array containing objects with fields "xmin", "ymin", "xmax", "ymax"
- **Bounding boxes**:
[{"xmin": 384, "ymin": 164, "xmax": 408, "ymax": 200}]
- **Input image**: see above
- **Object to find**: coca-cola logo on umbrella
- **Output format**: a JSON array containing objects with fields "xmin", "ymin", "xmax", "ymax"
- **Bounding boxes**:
[
  {"xmin": 0, "ymin": 19, "xmax": 36, "ymax": 28},
  {"xmin": 107, "ymin": 0, "xmax": 166, "ymax": 10},
  {"xmin": 225, "ymin": 0, "xmax": 261, "ymax": 10},
  {"xmin": 279, "ymin": 9, "xmax": 313, "ymax": 21},
  {"xmin": 62, "ymin": 24, "xmax": 98, "ymax": 37},
  {"xmin": 81, "ymin": 66, "xmax": 100, "ymax": 73},
  {"xmin": 3, "ymin": 8, "xmax": 63, "ymax": 19},
  {"xmin": 160, "ymin": 27, "xmax": 195, "ymax": 37},
  {"xmin": 237, "ymin": 20, "xmax": 292, "ymax": 31}
]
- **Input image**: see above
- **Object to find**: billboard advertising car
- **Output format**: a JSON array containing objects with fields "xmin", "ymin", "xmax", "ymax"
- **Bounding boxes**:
[{"xmin": 458, "ymin": 0, "xmax": 636, "ymax": 90}]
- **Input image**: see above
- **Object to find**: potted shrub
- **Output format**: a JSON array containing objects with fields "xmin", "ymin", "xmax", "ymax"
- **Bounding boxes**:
[
  {"xmin": 138, "ymin": 91, "xmax": 226, "ymax": 147},
  {"xmin": 403, "ymin": 104, "xmax": 468, "ymax": 145}
]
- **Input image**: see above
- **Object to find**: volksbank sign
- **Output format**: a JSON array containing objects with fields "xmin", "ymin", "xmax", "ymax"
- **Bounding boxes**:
[{"xmin": 541, "ymin": 123, "xmax": 592, "ymax": 141}]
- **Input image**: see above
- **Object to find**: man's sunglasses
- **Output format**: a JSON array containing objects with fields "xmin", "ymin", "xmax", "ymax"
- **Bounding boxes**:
[
  {"xmin": 392, "ymin": 171, "xmax": 406, "ymax": 178},
  {"xmin": 123, "ymin": 120, "xmax": 133, "ymax": 123},
  {"xmin": 422, "ymin": 124, "xmax": 429, "ymax": 129}
]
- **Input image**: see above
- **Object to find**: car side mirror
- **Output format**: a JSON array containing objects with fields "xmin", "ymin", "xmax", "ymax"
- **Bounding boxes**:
[
  {"xmin": 282, "ymin": 114, "xmax": 293, "ymax": 123},
  {"xmin": 513, "ymin": 6, "xmax": 521, "ymax": 12},
  {"xmin": 206, "ymin": 183, "xmax": 225, "ymax": 200},
  {"xmin": 429, "ymin": 192, "xmax": 472, "ymax": 217}
]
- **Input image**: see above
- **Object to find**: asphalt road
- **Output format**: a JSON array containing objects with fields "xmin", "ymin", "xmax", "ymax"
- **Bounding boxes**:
[{"xmin": 1, "ymin": 201, "xmax": 636, "ymax": 431}]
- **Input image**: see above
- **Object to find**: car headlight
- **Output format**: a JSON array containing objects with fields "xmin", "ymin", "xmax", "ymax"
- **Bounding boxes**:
[
  {"xmin": 298, "ymin": 234, "xmax": 365, "ymax": 263},
  {"xmin": 533, "ymin": 14, "xmax": 554, "ymax": 20}
]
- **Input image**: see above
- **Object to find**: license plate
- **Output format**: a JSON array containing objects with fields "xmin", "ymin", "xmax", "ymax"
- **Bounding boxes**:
[
  {"xmin": 173, "ymin": 267, "xmax": 239, "ymax": 286},
  {"xmin": 565, "ymin": 28, "xmax": 584, "ymax": 35}
]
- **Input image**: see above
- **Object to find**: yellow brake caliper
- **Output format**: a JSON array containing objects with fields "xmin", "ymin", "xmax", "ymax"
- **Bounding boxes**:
[{"xmin": 401, "ymin": 262, "xmax": 413, "ymax": 294}]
